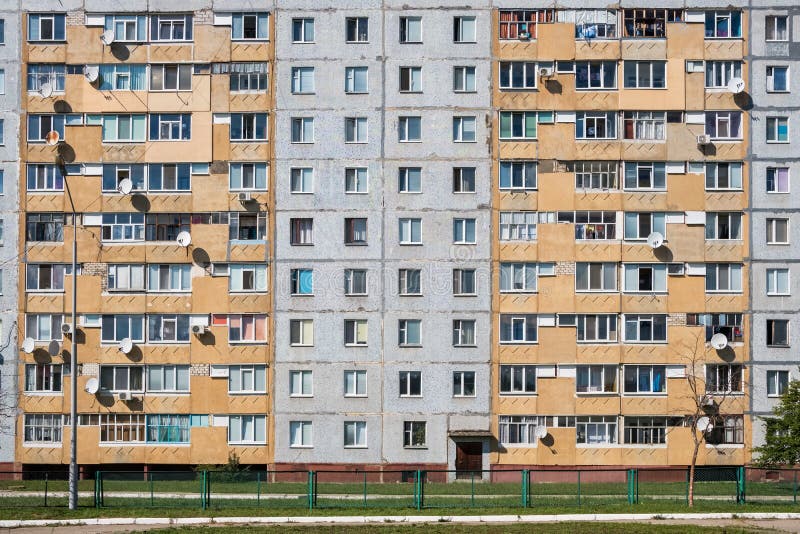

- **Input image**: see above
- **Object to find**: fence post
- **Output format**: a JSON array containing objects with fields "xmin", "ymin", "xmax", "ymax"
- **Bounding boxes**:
[
  {"xmin": 521, "ymin": 469, "xmax": 529, "ymax": 508},
  {"xmin": 577, "ymin": 470, "xmax": 581, "ymax": 507},
  {"xmin": 257, "ymin": 472, "xmax": 261, "ymax": 505},
  {"xmin": 95, "ymin": 471, "xmax": 102, "ymax": 508},
  {"xmin": 685, "ymin": 467, "xmax": 690, "ymax": 505},
  {"xmin": 414, "ymin": 470, "xmax": 424, "ymax": 510},
  {"xmin": 470, "ymin": 471, "xmax": 475, "ymax": 508},
  {"xmin": 794, "ymin": 470, "xmax": 798, "ymax": 504},
  {"xmin": 627, "ymin": 469, "xmax": 633, "ymax": 504},
  {"xmin": 93, "ymin": 471, "xmax": 99, "ymax": 508},
  {"xmin": 200, "ymin": 471, "xmax": 206, "ymax": 510},
  {"xmin": 363, "ymin": 470, "xmax": 368, "ymax": 509},
  {"xmin": 307, "ymin": 471, "xmax": 314, "ymax": 511},
  {"xmin": 149, "ymin": 472, "xmax": 154, "ymax": 507},
  {"xmin": 737, "ymin": 466, "xmax": 746, "ymax": 504}
]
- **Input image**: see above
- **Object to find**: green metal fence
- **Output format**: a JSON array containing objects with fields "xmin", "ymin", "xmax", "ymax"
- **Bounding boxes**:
[{"xmin": 0, "ymin": 471, "xmax": 94, "ymax": 508}]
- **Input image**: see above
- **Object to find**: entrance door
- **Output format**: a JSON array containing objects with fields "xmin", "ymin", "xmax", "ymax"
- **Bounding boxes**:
[{"xmin": 455, "ymin": 441, "xmax": 483, "ymax": 479}]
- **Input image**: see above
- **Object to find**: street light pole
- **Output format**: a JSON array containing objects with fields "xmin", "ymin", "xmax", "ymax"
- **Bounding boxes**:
[{"xmin": 66, "ymin": 182, "xmax": 78, "ymax": 510}]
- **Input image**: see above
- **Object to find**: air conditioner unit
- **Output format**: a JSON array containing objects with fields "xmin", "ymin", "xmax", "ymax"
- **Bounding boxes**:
[
  {"xmin": 702, "ymin": 397, "xmax": 716, "ymax": 408},
  {"xmin": 117, "ymin": 391, "xmax": 133, "ymax": 401},
  {"xmin": 696, "ymin": 134, "xmax": 712, "ymax": 145},
  {"xmin": 238, "ymin": 192, "xmax": 252, "ymax": 202},
  {"xmin": 191, "ymin": 324, "xmax": 208, "ymax": 335},
  {"xmin": 539, "ymin": 67, "xmax": 554, "ymax": 78},
  {"xmin": 61, "ymin": 323, "xmax": 74, "ymax": 335}
]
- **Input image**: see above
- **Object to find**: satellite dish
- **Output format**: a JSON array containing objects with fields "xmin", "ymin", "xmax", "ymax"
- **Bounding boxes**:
[
  {"xmin": 47, "ymin": 340, "xmax": 60, "ymax": 356},
  {"xmin": 45, "ymin": 130, "xmax": 60, "ymax": 146},
  {"xmin": 118, "ymin": 337, "xmax": 133, "ymax": 354},
  {"xmin": 534, "ymin": 426, "xmax": 548, "ymax": 440},
  {"xmin": 100, "ymin": 29, "xmax": 115, "ymax": 46},
  {"xmin": 176, "ymin": 231, "xmax": 192, "ymax": 247},
  {"xmin": 727, "ymin": 77, "xmax": 745, "ymax": 94},
  {"xmin": 84, "ymin": 65, "xmax": 100, "ymax": 83},
  {"xmin": 646, "ymin": 232, "xmax": 664, "ymax": 249},
  {"xmin": 117, "ymin": 178, "xmax": 133, "ymax": 195},
  {"xmin": 84, "ymin": 377, "xmax": 100, "ymax": 395},
  {"xmin": 21, "ymin": 337, "xmax": 36, "ymax": 354},
  {"xmin": 710, "ymin": 333, "xmax": 729, "ymax": 350},
  {"xmin": 39, "ymin": 82, "xmax": 53, "ymax": 98},
  {"xmin": 696, "ymin": 416, "xmax": 712, "ymax": 432}
]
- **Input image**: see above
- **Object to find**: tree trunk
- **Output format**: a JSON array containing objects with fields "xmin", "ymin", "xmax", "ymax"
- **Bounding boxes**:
[{"xmin": 688, "ymin": 439, "xmax": 701, "ymax": 507}]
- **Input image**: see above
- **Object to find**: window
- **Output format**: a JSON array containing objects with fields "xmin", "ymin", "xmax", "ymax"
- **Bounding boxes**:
[
  {"xmin": 453, "ymin": 16, "xmax": 476, "ymax": 43},
  {"xmin": 623, "ymin": 365, "xmax": 666, "ymax": 394},
  {"xmin": 145, "ymin": 414, "xmax": 189, "ymax": 443},
  {"xmin": 229, "ymin": 415, "xmax": 267, "ymax": 445},
  {"xmin": 398, "ymin": 116, "xmax": 421, "ymax": 142},
  {"xmin": 687, "ymin": 313, "xmax": 744, "ymax": 343},
  {"xmin": 400, "ymin": 16, "xmax": 422, "ymax": 43},
  {"xmin": 576, "ymin": 61, "xmax": 617, "ymax": 89},
  {"xmin": 453, "ymin": 269, "xmax": 476, "ymax": 295},
  {"xmin": 228, "ymin": 314, "xmax": 268, "ymax": 343},
  {"xmin": 498, "ymin": 161, "xmax": 537, "ymax": 191},
  {"xmin": 290, "ymin": 168, "xmax": 313, "ymax": 193},
  {"xmin": 624, "ymin": 162, "xmax": 665, "ymax": 190},
  {"xmin": 705, "ymin": 61, "xmax": 741, "ymax": 89},
  {"xmin": 344, "ymin": 269, "xmax": 367, "ymax": 296},
  {"xmin": 453, "ymin": 167, "xmax": 476, "ymax": 193},
  {"xmin": 229, "ymin": 162, "xmax": 268, "ymax": 191},
  {"xmin": 399, "ymin": 67, "xmax": 421, "ymax": 92},
  {"xmin": 289, "ymin": 421, "xmax": 313, "ymax": 447},
  {"xmin": 229, "ymin": 264, "xmax": 267, "ymax": 292},
  {"xmin": 346, "ymin": 17, "xmax": 368, "ymax": 42},
  {"xmin": 147, "ymin": 365, "xmax": 189, "ymax": 393},
  {"xmin": 766, "ymin": 218, "xmax": 789, "ymax": 244},
  {"xmin": 623, "ymin": 112, "xmax": 666, "ymax": 140},
  {"xmin": 99, "ymin": 414, "xmax": 145, "ymax": 443},
  {"xmin": 452, "ymin": 371, "xmax": 475, "ymax": 398},
  {"xmin": 26, "ymin": 164, "xmax": 64, "ymax": 191},
  {"xmin": 576, "ymin": 263, "xmax": 617, "ymax": 292},
  {"xmin": 345, "ymin": 117, "xmax": 368, "ymax": 143},
  {"xmin": 499, "ymin": 415, "xmax": 574, "ymax": 445},
  {"xmin": 147, "ymin": 314, "xmax": 190, "ymax": 343},
  {"xmin": 767, "ymin": 268, "xmax": 790, "ymax": 296},
  {"xmin": 623, "ymin": 264, "xmax": 667, "ymax": 293},
  {"xmin": 293, "ymin": 18, "xmax": 315, "ymax": 42},
  {"xmin": 499, "ymin": 62, "xmax": 537, "ymax": 90},
  {"xmin": 102, "ymin": 164, "xmax": 145, "ymax": 193},
  {"xmin": 453, "ymin": 218, "xmax": 476, "ymax": 244},
  {"xmin": 26, "ymin": 213, "xmax": 64, "ymax": 242},
  {"xmin": 706, "ymin": 364, "xmax": 743, "ymax": 393},
  {"xmin": 149, "ymin": 64, "xmax": 192, "ymax": 91},
  {"xmin": 291, "ymin": 67, "xmax": 315, "ymax": 94},
  {"xmin": 101, "ymin": 314, "xmax": 145, "ymax": 342},
  {"xmin": 24, "ymin": 364, "xmax": 62, "ymax": 393},
  {"xmin": 345, "ymin": 319, "xmax": 368, "ymax": 346},
  {"xmin": 290, "ymin": 218, "xmax": 313, "ymax": 245},
  {"xmin": 105, "ymin": 14, "xmax": 147, "ymax": 42},
  {"xmin": 576, "ymin": 365, "xmax": 617, "ymax": 393},
  {"xmin": 706, "ymin": 263, "xmax": 743, "ymax": 293},
  {"xmin": 705, "ymin": 162, "xmax": 743, "ymax": 191},
  {"xmin": 291, "ymin": 118, "xmax": 313, "ymax": 144},
  {"xmin": 500, "ymin": 263, "xmax": 537, "ymax": 293},
  {"xmin": 705, "ymin": 111, "xmax": 742, "ymax": 140},
  {"xmin": 231, "ymin": 12, "xmax": 269, "ymax": 40},
  {"xmin": 572, "ymin": 161, "xmax": 618, "ymax": 190},
  {"xmin": 290, "ymin": 319, "xmax": 314, "ymax": 346},
  {"xmin": 94, "ymin": 64, "xmax": 144, "ymax": 91},
  {"xmin": 766, "ymin": 117, "xmax": 789, "ymax": 143},
  {"xmin": 28, "ymin": 14, "xmax": 66, "ymax": 42},
  {"xmin": 621, "ymin": 9, "xmax": 682, "ymax": 38},
  {"xmin": 27, "ymin": 64, "xmax": 66, "ymax": 93},
  {"xmin": 345, "ymin": 66, "xmax": 368, "ymax": 94},
  {"xmin": 26, "ymin": 264, "xmax": 70, "ymax": 292},
  {"xmin": 344, "ymin": 421, "xmax": 367, "ymax": 448},
  {"xmin": 398, "ymin": 320, "xmax": 422, "ymax": 347},
  {"xmin": 345, "ymin": 218, "xmax": 367, "ymax": 245},
  {"xmin": 227, "ymin": 62, "xmax": 269, "ymax": 92},
  {"xmin": 148, "ymin": 164, "xmax": 191, "ymax": 191},
  {"xmin": 499, "ymin": 365, "xmax": 537, "ymax": 395},
  {"xmin": 398, "ymin": 167, "xmax": 421, "ymax": 193},
  {"xmin": 230, "ymin": 212, "xmax": 267, "ymax": 241},
  {"xmin": 623, "ymin": 212, "xmax": 665, "ymax": 241},
  {"xmin": 706, "ymin": 415, "xmax": 744, "ymax": 445},
  {"xmin": 705, "ymin": 212, "xmax": 742, "ymax": 240},
  {"xmin": 499, "ymin": 111, "xmax": 537, "ymax": 140},
  {"xmin": 25, "ymin": 314, "xmax": 63, "ymax": 342},
  {"xmin": 453, "ymin": 319, "xmax": 476, "ymax": 347},
  {"xmin": 453, "ymin": 116, "xmax": 476, "ymax": 142},
  {"xmin": 767, "ymin": 66, "xmax": 789, "ymax": 93},
  {"xmin": 453, "ymin": 66, "xmax": 476, "ymax": 92},
  {"xmin": 498, "ymin": 10, "xmax": 554, "ymax": 39},
  {"xmin": 100, "ymin": 365, "xmax": 144, "ymax": 392},
  {"xmin": 576, "ymin": 112, "xmax": 616, "ymax": 139},
  {"xmin": 228, "ymin": 365, "xmax": 267, "ymax": 394},
  {"xmin": 623, "ymin": 61, "xmax": 666, "ymax": 88},
  {"xmin": 499, "ymin": 212, "xmax": 536, "ymax": 241},
  {"xmin": 27, "ymin": 115, "xmax": 65, "ymax": 144},
  {"xmin": 767, "ymin": 319, "xmax": 789, "ymax": 347},
  {"xmin": 398, "ymin": 371, "xmax": 422, "ymax": 397},
  {"xmin": 145, "ymin": 213, "xmax": 190, "ymax": 241},
  {"xmin": 231, "ymin": 113, "xmax": 267, "ymax": 141},
  {"xmin": 577, "ymin": 315, "xmax": 618, "ymax": 343},
  {"xmin": 290, "ymin": 269, "xmax": 313, "ymax": 295},
  {"xmin": 624, "ymin": 315, "xmax": 667, "ymax": 343},
  {"xmin": 344, "ymin": 370, "xmax": 367, "ymax": 397},
  {"xmin": 624, "ymin": 417, "xmax": 670, "ymax": 445},
  {"xmin": 24, "ymin": 414, "xmax": 62, "ymax": 444},
  {"xmin": 576, "ymin": 416, "xmax": 617, "ymax": 445},
  {"xmin": 399, "ymin": 269, "xmax": 421, "ymax": 296},
  {"xmin": 766, "ymin": 16, "xmax": 788, "ymax": 42},
  {"xmin": 289, "ymin": 370, "xmax": 313, "ymax": 397},
  {"xmin": 144, "ymin": 264, "xmax": 189, "ymax": 292},
  {"xmin": 149, "ymin": 114, "xmax": 191, "ymax": 141},
  {"xmin": 705, "ymin": 11, "xmax": 741, "ymax": 39},
  {"xmin": 500, "ymin": 314, "xmax": 538, "ymax": 343},
  {"xmin": 150, "ymin": 14, "xmax": 193, "ymax": 42},
  {"xmin": 399, "ymin": 218, "xmax": 422, "ymax": 245},
  {"xmin": 767, "ymin": 370, "xmax": 790, "ymax": 397}
]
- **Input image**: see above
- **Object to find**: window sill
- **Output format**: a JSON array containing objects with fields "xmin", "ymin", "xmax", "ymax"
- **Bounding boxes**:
[
  {"xmin": 289, "ymin": 344, "xmax": 314, "ymax": 348},
  {"xmin": 230, "ymin": 240, "xmax": 267, "ymax": 245},
  {"xmin": 576, "ymin": 391, "xmax": 617, "ymax": 396},
  {"xmin": 399, "ymin": 243, "xmax": 423, "ymax": 246},
  {"xmin": 24, "ymin": 442, "xmax": 63, "ymax": 447},
  {"xmin": 345, "ymin": 293, "xmax": 368, "ymax": 297},
  {"xmin": 621, "ymin": 393, "xmax": 667, "ymax": 397},
  {"xmin": 454, "ymin": 345, "xmax": 477, "ymax": 348},
  {"xmin": 289, "ymin": 445, "xmax": 313, "ymax": 449},
  {"xmin": 345, "ymin": 344, "xmax": 368, "ymax": 348},
  {"xmin": 228, "ymin": 341, "xmax": 269, "ymax": 345},
  {"xmin": 24, "ymin": 392, "xmax": 63, "ymax": 396},
  {"xmin": 229, "ymin": 392, "xmax": 268, "ymax": 396},
  {"xmin": 289, "ymin": 395, "xmax": 313, "ymax": 398},
  {"xmin": 403, "ymin": 446, "xmax": 428, "ymax": 450},
  {"xmin": 399, "ymin": 344, "xmax": 422, "ymax": 348},
  {"xmin": 499, "ymin": 393, "xmax": 537, "ymax": 397},
  {"xmin": 230, "ymin": 442, "xmax": 268, "ymax": 446},
  {"xmin": 344, "ymin": 445, "xmax": 368, "ymax": 449},
  {"xmin": 706, "ymin": 443, "xmax": 744, "ymax": 449},
  {"xmin": 766, "ymin": 293, "xmax": 791, "ymax": 297},
  {"xmin": 290, "ymin": 243, "xmax": 314, "ymax": 246},
  {"xmin": 454, "ymin": 294, "xmax": 477, "ymax": 297},
  {"xmin": 576, "ymin": 443, "xmax": 619, "ymax": 448}
]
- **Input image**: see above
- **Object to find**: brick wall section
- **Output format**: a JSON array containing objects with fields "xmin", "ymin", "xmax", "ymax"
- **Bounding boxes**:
[
  {"xmin": 83, "ymin": 263, "xmax": 107, "ymax": 290},
  {"xmin": 190, "ymin": 364, "xmax": 209, "ymax": 376},
  {"xmin": 81, "ymin": 362, "xmax": 99, "ymax": 376},
  {"xmin": 668, "ymin": 313, "xmax": 686, "ymax": 326},
  {"xmin": 67, "ymin": 10, "xmax": 85, "ymax": 26},
  {"xmin": 556, "ymin": 261, "xmax": 574, "ymax": 275},
  {"xmin": 195, "ymin": 9, "xmax": 213, "ymax": 25}
]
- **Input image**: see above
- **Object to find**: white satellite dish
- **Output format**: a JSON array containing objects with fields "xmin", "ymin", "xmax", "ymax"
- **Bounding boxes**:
[
  {"xmin": 84, "ymin": 377, "xmax": 100, "ymax": 395},
  {"xmin": 100, "ymin": 29, "xmax": 115, "ymax": 46},
  {"xmin": 696, "ymin": 416, "xmax": 712, "ymax": 432},
  {"xmin": 117, "ymin": 178, "xmax": 133, "ymax": 195},
  {"xmin": 646, "ymin": 232, "xmax": 664, "ymax": 249},
  {"xmin": 534, "ymin": 426, "xmax": 548, "ymax": 440},
  {"xmin": 84, "ymin": 65, "xmax": 100, "ymax": 83},
  {"xmin": 47, "ymin": 340, "xmax": 61, "ymax": 357},
  {"xmin": 21, "ymin": 337, "xmax": 36, "ymax": 354},
  {"xmin": 176, "ymin": 231, "xmax": 192, "ymax": 247},
  {"xmin": 45, "ymin": 130, "xmax": 60, "ymax": 146},
  {"xmin": 727, "ymin": 77, "xmax": 745, "ymax": 94},
  {"xmin": 39, "ymin": 82, "xmax": 53, "ymax": 98},
  {"xmin": 710, "ymin": 333, "xmax": 729, "ymax": 350},
  {"xmin": 118, "ymin": 337, "xmax": 133, "ymax": 354}
]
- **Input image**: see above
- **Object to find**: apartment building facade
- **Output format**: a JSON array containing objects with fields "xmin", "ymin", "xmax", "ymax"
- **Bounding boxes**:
[{"xmin": 18, "ymin": 0, "xmax": 274, "ymax": 472}]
